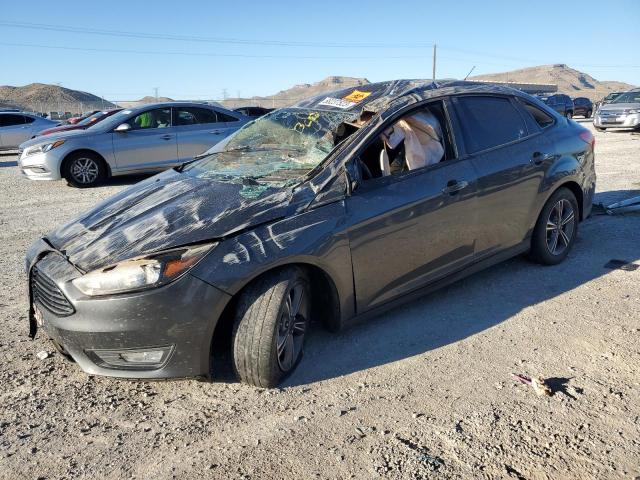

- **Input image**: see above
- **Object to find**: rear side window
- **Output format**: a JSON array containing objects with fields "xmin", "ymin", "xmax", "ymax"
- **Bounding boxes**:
[
  {"xmin": 175, "ymin": 107, "xmax": 219, "ymax": 126},
  {"xmin": 0, "ymin": 114, "xmax": 26, "ymax": 127},
  {"xmin": 23, "ymin": 115, "xmax": 35, "ymax": 124},
  {"xmin": 518, "ymin": 99, "xmax": 555, "ymax": 129},
  {"xmin": 216, "ymin": 110, "xmax": 240, "ymax": 122},
  {"xmin": 455, "ymin": 96, "xmax": 527, "ymax": 154}
]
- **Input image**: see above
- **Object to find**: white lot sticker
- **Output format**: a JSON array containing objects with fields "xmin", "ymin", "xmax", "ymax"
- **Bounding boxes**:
[{"xmin": 317, "ymin": 97, "xmax": 357, "ymax": 110}]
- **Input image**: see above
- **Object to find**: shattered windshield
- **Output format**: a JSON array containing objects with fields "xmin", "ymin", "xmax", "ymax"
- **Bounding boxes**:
[{"xmin": 182, "ymin": 108, "xmax": 358, "ymax": 187}]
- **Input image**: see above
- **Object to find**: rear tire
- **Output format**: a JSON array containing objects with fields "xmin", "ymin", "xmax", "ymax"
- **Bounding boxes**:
[
  {"xmin": 585, "ymin": 109, "xmax": 592, "ymax": 118},
  {"xmin": 565, "ymin": 111, "xmax": 573, "ymax": 119},
  {"xmin": 232, "ymin": 267, "xmax": 310, "ymax": 388},
  {"xmin": 62, "ymin": 152, "xmax": 106, "ymax": 188},
  {"xmin": 529, "ymin": 188, "xmax": 579, "ymax": 265},
  {"xmin": 595, "ymin": 126, "xmax": 606, "ymax": 131}
]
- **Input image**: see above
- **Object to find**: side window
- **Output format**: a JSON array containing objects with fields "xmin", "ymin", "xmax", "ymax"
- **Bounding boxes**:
[
  {"xmin": 175, "ymin": 107, "xmax": 219, "ymax": 126},
  {"xmin": 128, "ymin": 108, "xmax": 172, "ymax": 130},
  {"xmin": 517, "ymin": 99, "xmax": 554, "ymax": 129},
  {"xmin": 23, "ymin": 115, "xmax": 35, "ymax": 124},
  {"xmin": 0, "ymin": 114, "xmax": 25, "ymax": 127},
  {"xmin": 455, "ymin": 96, "xmax": 527, "ymax": 154},
  {"xmin": 216, "ymin": 110, "xmax": 240, "ymax": 122},
  {"xmin": 357, "ymin": 101, "xmax": 452, "ymax": 180}
]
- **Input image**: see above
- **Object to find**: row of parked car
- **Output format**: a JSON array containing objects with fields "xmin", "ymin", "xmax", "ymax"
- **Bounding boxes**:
[
  {"xmin": 0, "ymin": 103, "xmax": 273, "ymax": 187},
  {"xmin": 536, "ymin": 88, "xmax": 640, "ymax": 131}
]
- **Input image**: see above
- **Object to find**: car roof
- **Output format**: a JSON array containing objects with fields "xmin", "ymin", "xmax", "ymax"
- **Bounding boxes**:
[
  {"xmin": 121, "ymin": 101, "xmax": 243, "ymax": 115},
  {"xmin": 293, "ymin": 79, "xmax": 535, "ymax": 114}
]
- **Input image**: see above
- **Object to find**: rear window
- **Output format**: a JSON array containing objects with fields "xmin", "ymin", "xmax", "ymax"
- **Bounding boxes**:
[
  {"xmin": 518, "ymin": 99, "xmax": 555, "ymax": 129},
  {"xmin": 455, "ymin": 96, "xmax": 527, "ymax": 154}
]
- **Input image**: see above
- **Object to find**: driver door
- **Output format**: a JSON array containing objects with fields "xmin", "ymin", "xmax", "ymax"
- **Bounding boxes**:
[{"xmin": 111, "ymin": 107, "xmax": 179, "ymax": 171}]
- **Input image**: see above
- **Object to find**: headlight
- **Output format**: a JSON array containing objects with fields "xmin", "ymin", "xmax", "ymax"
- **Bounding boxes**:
[
  {"xmin": 23, "ymin": 139, "xmax": 66, "ymax": 157},
  {"xmin": 71, "ymin": 243, "xmax": 214, "ymax": 296}
]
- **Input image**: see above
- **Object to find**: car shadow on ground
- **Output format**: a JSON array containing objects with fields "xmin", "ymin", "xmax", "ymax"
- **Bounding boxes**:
[
  {"xmin": 97, "ymin": 174, "xmax": 154, "ymax": 188},
  {"xmin": 274, "ymin": 188, "xmax": 640, "ymax": 387}
]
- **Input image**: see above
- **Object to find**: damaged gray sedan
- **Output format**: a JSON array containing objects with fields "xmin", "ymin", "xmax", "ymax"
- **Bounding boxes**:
[{"xmin": 26, "ymin": 80, "xmax": 596, "ymax": 387}]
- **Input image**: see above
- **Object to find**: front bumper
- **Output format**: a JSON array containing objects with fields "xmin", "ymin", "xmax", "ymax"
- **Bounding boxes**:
[
  {"xmin": 18, "ymin": 148, "xmax": 65, "ymax": 180},
  {"xmin": 27, "ymin": 244, "xmax": 231, "ymax": 379},
  {"xmin": 593, "ymin": 112, "xmax": 640, "ymax": 128}
]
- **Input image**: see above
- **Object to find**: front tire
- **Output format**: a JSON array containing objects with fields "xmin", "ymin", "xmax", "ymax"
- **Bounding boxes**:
[
  {"xmin": 529, "ymin": 188, "xmax": 579, "ymax": 265},
  {"xmin": 585, "ymin": 109, "xmax": 592, "ymax": 118},
  {"xmin": 595, "ymin": 126, "xmax": 606, "ymax": 131},
  {"xmin": 565, "ymin": 111, "xmax": 573, "ymax": 119},
  {"xmin": 63, "ymin": 152, "xmax": 106, "ymax": 188},
  {"xmin": 232, "ymin": 267, "xmax": 310, "ymax": 388}
]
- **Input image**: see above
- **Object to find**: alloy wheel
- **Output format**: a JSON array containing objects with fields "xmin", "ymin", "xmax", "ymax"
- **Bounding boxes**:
[
  {"xmin": 70, "ymin": 157, "xmax": 100, "ymax": 185},
  {"xmin": 276, "ymin": 283, "xmax": 307, "ymax": 372},
  {"xmin": 546, "ymin": 199, "xmax": 575, "ymax": 256}
]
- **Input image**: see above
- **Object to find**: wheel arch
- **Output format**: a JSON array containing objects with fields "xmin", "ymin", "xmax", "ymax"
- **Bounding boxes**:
[
  {"xmin": 60, "ymin": 149, "xmax": 112, "ymax": 178},
  {"xmin": 209, "ymin": 261, "xmax": 343, "ymax": 364}
]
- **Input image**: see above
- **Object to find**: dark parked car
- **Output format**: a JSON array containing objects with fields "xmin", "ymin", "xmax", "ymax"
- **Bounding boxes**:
[
  {"xmin": 572, "ymin": 97, "xmax": 593, "ymax": 118},
  {"xmin": 538, "ymin": 94, "xmax": 574, "ymax": 118},
  {"xmin": 26, "ymin": 80, "xmax": 596, "ymax": 387},
  {"xmin": 233, "ymin": 106, "xmax": 274, "ymax": 118}
]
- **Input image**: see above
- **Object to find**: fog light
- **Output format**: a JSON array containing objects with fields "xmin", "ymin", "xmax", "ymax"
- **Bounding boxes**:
[
  {"xmin": 87, "ymin": 345, "xmax": 174, "ymax": 370},
  {"xmin": 24, "ymin": 166, "xmax": 49, "ymax": 174}
]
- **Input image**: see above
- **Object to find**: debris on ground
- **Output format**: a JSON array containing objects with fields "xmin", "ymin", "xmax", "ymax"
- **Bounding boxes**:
[
  {"xmin": 604, "ymin": 259, "xmax": 639, "ymax": 271},
  {"xmin": 512, "ymin": 374, "xmax": 553, "ymax": 397},
  {"xmin": 35, "ymin": 350, "xmax": 50, "ymax": 360},
  {"xmin": 605, "ymin": 195, "xmax": 640, "ymax": 215}
]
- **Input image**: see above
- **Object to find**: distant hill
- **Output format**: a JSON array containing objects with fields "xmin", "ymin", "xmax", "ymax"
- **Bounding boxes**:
[
  {"xmin": 223, "ymin": 76, "xmax": 370, "ymax": 109},
  {"xmin": 0, "ymin": 83, "xmax": 116, "ymax": 113},
  {"xmin": 471, "ymin": 64, "xmax": 636, "ymax": 100},
  {"xmin": 116, "ymin": 95, "xmax": 175, "ymax": 109}
]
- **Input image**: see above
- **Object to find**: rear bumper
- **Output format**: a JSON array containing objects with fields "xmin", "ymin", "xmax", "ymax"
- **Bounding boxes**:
[{"xmin": 27, "ymin": 246, "xmax": 231, "ymax": 379}]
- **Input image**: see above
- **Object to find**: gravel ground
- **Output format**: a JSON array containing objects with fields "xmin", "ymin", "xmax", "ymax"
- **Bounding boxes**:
[{"xmin": 0, "ymin": 123, "xmax": 639, "ymax": 479}]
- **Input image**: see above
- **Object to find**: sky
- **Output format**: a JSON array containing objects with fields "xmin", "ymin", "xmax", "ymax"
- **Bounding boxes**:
[{"xmin": 1, "ymin": 0, "xmax": 639, "ymax": 102}]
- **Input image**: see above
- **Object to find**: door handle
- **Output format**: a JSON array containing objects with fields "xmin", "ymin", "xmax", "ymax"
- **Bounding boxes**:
[
  {"xmin": 442, "ymin": 180, "xmax": 468, "ymax": 195},
  {"xmin": 209, "ymin": 130, "xmax": 222, "ymax": 134},
  {"xmin": 160, "ymin": 134, "xmax": 173, "ymax": 140},
  {"xmin": 531, "ymin": 152, "xmax": 552, "ymax": 165}
]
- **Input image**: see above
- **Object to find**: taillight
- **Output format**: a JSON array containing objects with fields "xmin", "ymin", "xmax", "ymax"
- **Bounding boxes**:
[{"xmin": 579, "ymin": 130, "xmax": 595, "ymax": 149}]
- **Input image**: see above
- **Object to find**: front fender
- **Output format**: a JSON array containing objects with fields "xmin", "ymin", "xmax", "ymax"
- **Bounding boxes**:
[{"xmin": 190, "ymin": 200, "xmax": 356, "ymax": 324}]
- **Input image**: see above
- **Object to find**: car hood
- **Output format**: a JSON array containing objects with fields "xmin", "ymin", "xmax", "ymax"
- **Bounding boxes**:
[
  {"xmin": 599, "ymin": 102, "xmax": 640, "ymax": 112},
  {"xmin": 46, "ymin": 168, "xmax": 293, "ymax": 272},
  {"xmin": 20, "ymin": 128, "xmax": 98, "ymax": 148}
]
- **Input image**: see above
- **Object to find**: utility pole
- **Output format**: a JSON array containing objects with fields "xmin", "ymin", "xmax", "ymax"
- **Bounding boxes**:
[
  {"xmin": 154, "ymin": 87, "xmax": 158, "ymax": 101},
  {"xmin": 432, "ymin": 44, "xmax": 437, "ymax": 82}
]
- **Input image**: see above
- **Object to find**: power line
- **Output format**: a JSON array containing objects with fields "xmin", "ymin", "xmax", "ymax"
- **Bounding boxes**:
[
  {"xmin": 0, "ymin": 21, "xmax": 433, "ymax": 49},
  {"xmin": 0, "ymin": 42, "xmax": 431, "ymax": 60}
]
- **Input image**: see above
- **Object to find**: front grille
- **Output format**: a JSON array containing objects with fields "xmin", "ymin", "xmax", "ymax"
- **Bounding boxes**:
[{"xmin": 31, "ymin": 265, "xmax": 75, "ymax": 316}]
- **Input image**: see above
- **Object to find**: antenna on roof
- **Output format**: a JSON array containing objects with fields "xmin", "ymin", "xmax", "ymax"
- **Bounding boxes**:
[{"xmin": 464, "ymin": 66, "xmax": 476, "ymax": 81}]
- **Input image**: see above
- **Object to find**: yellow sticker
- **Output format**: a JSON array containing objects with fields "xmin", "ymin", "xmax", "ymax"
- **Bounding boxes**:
[{"xmin": 343, "ymin": 90, "xmax": 371, "ymax": 103}]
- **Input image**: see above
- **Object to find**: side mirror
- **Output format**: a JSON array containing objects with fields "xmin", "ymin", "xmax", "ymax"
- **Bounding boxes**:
[
  {"xmin": 345, "ymin": 161, "xmax": 360, "ymax": 195},
  {"xmin": 114, "ymin": 123, "xmax": 132, "ymax": 132}
]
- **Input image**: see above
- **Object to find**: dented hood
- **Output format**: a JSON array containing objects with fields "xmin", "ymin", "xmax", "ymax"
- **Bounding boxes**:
[{"xmin": 46, "ymin": 168, "xmax": 292, "ymax": 272}]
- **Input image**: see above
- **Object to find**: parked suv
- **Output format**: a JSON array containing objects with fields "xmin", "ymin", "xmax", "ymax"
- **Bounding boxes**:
[
  {"xmin": 18, "ymin": 102, "xmax": 250, "ymax": 187},
  {"xmin": 0, "ymin": 112, "xmax": 59, "ymax": 150},
  {"xmin": 25, "ymin": 81, "xmax": 596, "ymax": 387},
  {"xmin": 593, "ymin": 88, "xmax": 640, "ymax": 131},
  {"xmin": 538, "ymin": 94, "xmax": 574, "ymax": 118},
  {"xmin": 572, "ymin": 97, "xmax": 593, "ymax": 118}
]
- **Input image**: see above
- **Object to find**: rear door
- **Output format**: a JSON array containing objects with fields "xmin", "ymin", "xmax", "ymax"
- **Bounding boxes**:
[
  {"xmin": 451, "ymin": 95, "xmax": 550, "ymax": 258},
  {"xmin": 173, "ymin": 106, "xmax": 230, "ymax": 161},
  {"xmin": 0, "ymin": 114, "xmax": 30, "ymax": 148},
  {"xmin": 111, "ymin": 107, "xmax": 178, "ymax": 171}
]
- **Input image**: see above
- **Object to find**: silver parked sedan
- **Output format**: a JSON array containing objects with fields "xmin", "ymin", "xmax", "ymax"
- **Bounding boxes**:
[
  {"xmin": 0, "ymin": 112, "xmax": 60, "ymax": 150},
  {"xmin": 18, "ymin": 102, "xmax": 250, "ymax": 187}
]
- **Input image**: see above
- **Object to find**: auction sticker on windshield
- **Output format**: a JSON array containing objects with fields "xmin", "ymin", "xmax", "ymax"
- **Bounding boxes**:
[{"xmin": 318, "ymin": 97, "xmax": 357, "ymax": 109}]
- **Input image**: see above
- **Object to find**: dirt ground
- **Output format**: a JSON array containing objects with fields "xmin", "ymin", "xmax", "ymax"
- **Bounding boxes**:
[{"xmin": 0, "ymin": 122, "xmax": 638, "ymax": 479}]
